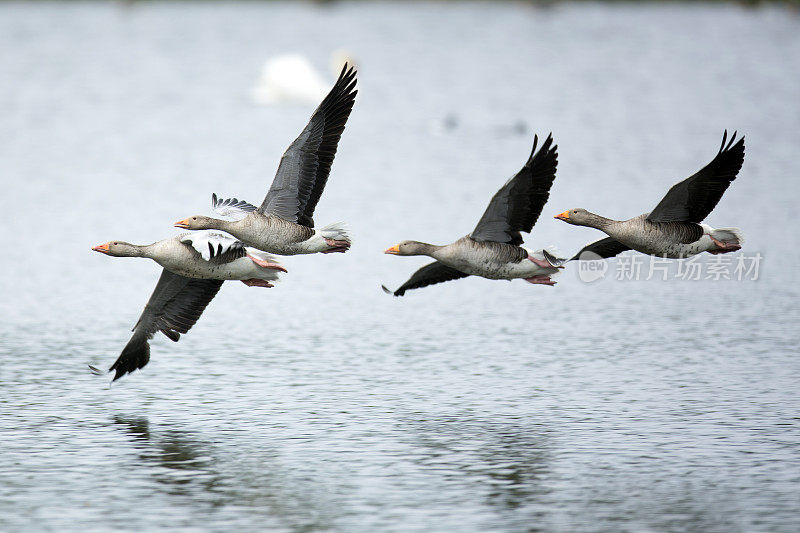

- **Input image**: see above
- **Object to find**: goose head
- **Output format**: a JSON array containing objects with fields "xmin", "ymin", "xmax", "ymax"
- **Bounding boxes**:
[
  {"xmin": 91, "ymin": 241, "xmax": 140, "ymax": 257},
  {"xmin": 554, "ymin": 208, "xmax": 594, "ymax": 227},
  {"xmin": 174, "ymin": 215, "xmax": 220, "ymax": 230},
  {"xmin": 384, "ymin": 240, "xmax": 430, "ymax": 256}
]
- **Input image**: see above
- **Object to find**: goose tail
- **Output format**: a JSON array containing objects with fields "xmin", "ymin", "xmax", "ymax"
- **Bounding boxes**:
[
  {"xmin": 319, "ymin": 222, "xmax": 351, "ymax": 253},
  {"xmin": 319, "ymin": 222, "xmax": 350, "ymax": 242},
  {"xmin": 710, "ymin": 227, "xmax": 744, "ymax": 247}
]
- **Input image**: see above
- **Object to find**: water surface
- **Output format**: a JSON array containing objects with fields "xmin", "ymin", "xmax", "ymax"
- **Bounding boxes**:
[{"xmin": 1, "ymin": 1, "xmax": 799, "ymax": 531}]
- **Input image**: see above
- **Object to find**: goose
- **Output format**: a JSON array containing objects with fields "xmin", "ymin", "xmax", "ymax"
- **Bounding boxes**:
[
  {"xmin": 175, "ymin": 65, "xmax": 357, "ymax": 256},
  {"xmin": 382, "ymin": 134, "xmax": 562, "ymax": 297},
  {"xmin": 554, "ymin": 131, "xmax": 745, "ymax": 260},
  {"xmin": 91, "ymin": 231, "xmax": 285, "ymax": 381}
]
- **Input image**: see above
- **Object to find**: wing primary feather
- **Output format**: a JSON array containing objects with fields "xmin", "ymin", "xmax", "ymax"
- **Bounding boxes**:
[
  {"xmin": 470, "ymin": 132, "xmax": 558, "ymax": 245},
  {"xmin": 647, "ymin": 131, "xmax": 745, "ymax": 223},
  {"xmin": 569, "ymin": 237, "xmax": 631, "ymax": 261},
  {"xmin": 108, "ymin": 271, "xmax": 223, "ymax": 381},
  {"xmin": 259, "ymin": 64, "xmax": 358, "ymax": 226},
  {"xmin": 388, "ymin": 261, "xmax": 470, "ymax": 297}
]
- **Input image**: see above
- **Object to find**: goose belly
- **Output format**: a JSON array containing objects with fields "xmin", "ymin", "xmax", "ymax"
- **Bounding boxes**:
[
  {"xmin": 438, "ymin": 255, "xmax": 555, "ymax": 280},
  {"xmin": 232, "ymin": 218, "xmax": 319, "ymax": 255},
  {"xmin": 656, "ymin": 237, "xmax": 715, "ymax": 258},
  {"xmin": 156, "ymin": 257, "xmax": 259, "ymax": 280},
  {"xmin": 242, "ymin": 238, "xmax": 311, "ymax": 255},
  {"xmin": 621, "ymin": 235, "xmax": 713, "ymax": 259},
  {"xmin": 608, "ymin": 222, "xmax": 711, "ymax": 259}
]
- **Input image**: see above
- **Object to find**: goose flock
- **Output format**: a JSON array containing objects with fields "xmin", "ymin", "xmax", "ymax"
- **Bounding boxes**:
[{"xmin": 92, "ymin": 64, "xmax": 746, "ymax": 381}]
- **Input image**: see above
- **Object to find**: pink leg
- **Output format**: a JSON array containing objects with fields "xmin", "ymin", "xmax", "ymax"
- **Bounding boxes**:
[
  {"xmin": 708, "ymin": 237, "xmax": 741, "ymax": 254},
  {"xmin": 527, "ymin": 255, "xmax": 552, "ymax": 268},
  {"xmin": 322, "ymin": 238, "xmax": 351, "ymax": 254},
  {"xmin": 247, "ymin": 255, "xmax": 287, "ymax": 272},
  {"xmin": 524, "ymin": 275, "xmax": 556, "ymax": 286},
  {"xmin": 241, "ymin": 279, "xmax": 274, "ymax": 288},
  {"xmin": 528, "ymin": 255, "xmax": 563, "ymax": 268}
]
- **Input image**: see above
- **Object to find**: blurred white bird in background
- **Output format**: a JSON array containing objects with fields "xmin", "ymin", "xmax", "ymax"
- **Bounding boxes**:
[{"xmin": 249, "ymin": 50, "xmax": 355, "ymax": 106}]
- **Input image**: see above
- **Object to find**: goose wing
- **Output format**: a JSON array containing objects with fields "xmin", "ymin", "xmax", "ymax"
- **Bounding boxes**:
[
  {"xmin": 109, "ymin": 269, "xmax": 223, "ymax": 381},
  {"xmin": 211, "ymin": 193, "xmax": 257, "ymax": 220},
  {"xmin": 382, "ymin": 261, "xmax": 470, "ymax": 297},
  {"xmin": 258, "ymin": 64, "xmax": 358, "ymax": 227},
  {"xmin": 570, "ymin": 237, "xmax": 631, "ymax": 261},
  {"xmin": 648, "ymin": 131, "xmax": 745, "ymax": 223},
  {"xmin": 470, "ymin": 134, "xmax": 558, "ymax": 246},
  {"xmin": 180, "ymin": 231, "xmax": 247, "ymax": 263}
]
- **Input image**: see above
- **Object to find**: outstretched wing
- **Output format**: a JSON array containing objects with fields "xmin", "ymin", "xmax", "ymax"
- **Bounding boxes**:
[
  {"xmin": 470, "ymin": 134, "xmax": 558, "ymax": 246},
  {"xmin": 382, "ymin": 261, "xmax": 470, "ymax": 297},
  {"xmin": 648, "ymin": 131, "xmax": 745, "ymax": 223},
  {"xmin": 259, "ymin": 64, "xmax": 358, "ymax": 227},
  {"xmin": 108, "ymin": 270, "xmax": 223, "ymax": 381},
  {"xmin": 570, "ymin": 237, "xmax": 631, "ymax": 261},
  {"xmin": 211, "ymin": 193, "xmax": 257, "ymax": 220},
  {"xmin": 180, "ymin": 231, "xmax": 247, "ymax": 263}
]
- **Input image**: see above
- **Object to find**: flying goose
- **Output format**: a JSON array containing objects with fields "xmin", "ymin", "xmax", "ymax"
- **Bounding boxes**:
[
  {"xmin": 555, "ymin": 131, "xmax": 745, "ymax": 260},
  {"xmin": 383, "ymin": 134, "xmax": 562, "ymax": 296},
  {"xmin": 91, "ymin": 231, "xmax": 285, "ymax": 380},
  {"xmin": 175, "ymin": 65, "xmax": 357, "ymax": 256}
]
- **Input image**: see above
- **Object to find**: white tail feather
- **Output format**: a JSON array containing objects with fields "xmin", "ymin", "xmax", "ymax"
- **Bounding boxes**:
[
  {"xmin": 711, "ymin": 227, "xmax": 744, "ymax": 246},
  {"xmin": 319, "ymin": 222, "xmax": 350, "ymax": 242},
  {"xmin": 246, "ymin": 249, "xmax": 282, "ymax": 264}
]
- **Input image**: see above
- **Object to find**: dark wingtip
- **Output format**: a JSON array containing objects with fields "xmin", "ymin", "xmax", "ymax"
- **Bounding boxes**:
[
  {"xmin": 381, "ymin": 284, "xmax": 403, "ymax": 297},
  {"xmin": 109, "ymin": 335, "xmax": 151, "ymax": 381},
  {"xmin": 211, "ymin": 192, "xmax": 218, "ymax": 207},
  {"xmin": 88, "ymin": 364, "xmax": 104, "ymax": 375},
  {"xmin": 720, "ymin": 129, "xmax": 743, "ymax": 153},
  {"xmin": 529, "ymin": 131, "xmax": 556, "ymax": 160},
  {"xmin": 718, "ymin": 129, "xmax": 745, "ymax": 165},
  {"xmin": 529, "ymin": 134, "xmax": 539, "ymax": 158},
  {"xmin": 336, "ymin": 62, "xmax": 357, "ymax": 86},
  {"xmin": 726, "ymin": 130, "xmax": 737, "ymax": 151},
  {"xmin": 542, "ymin": 249, "xmax": 566, "ymax": 267}
]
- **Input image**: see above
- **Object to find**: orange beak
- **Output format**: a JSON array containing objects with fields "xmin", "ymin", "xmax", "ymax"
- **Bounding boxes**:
[
  {"xmin": 92, "ymin": 242, "xmax": 110, "ymax": 254},
  {"xmin": 384, "ymin": 244, "xmax": 400, "ymax": 255},
  {"xmin": 554, "ymin": 210, "xmax": 570, "ymax": 221},
  {"xmin": 174, "ymin": 218, "xmax": 190, "ymax": 229}
]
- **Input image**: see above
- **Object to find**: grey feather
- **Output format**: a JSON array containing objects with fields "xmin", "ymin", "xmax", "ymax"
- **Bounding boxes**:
[
  {"xmin": 385, "ymin": 261, "xmax": 470, "ymax": 297},
  {"xmin": 259, "ymin": 64, "xmax": 358, "ymax": 227},
  {"xmin": 471, "ymin": 133, "xmax": 558, "ymax": 245},
  {"xmin": 110, "ymin": 270, "xmax": 223, "ymax": 381},
  {"xmin": 648, "ymin": 131, "xmax": 744, "ymax": 223}
]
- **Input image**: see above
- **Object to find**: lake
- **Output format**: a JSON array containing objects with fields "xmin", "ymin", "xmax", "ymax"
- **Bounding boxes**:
[{"xmin": 1, "ymin": 1, "xmax": 799, "ymax": 531}]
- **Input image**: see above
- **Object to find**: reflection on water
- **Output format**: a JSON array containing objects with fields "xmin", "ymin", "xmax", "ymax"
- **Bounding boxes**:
[
  {"xmin": 1, "ymin": 0, "xmax": 799, "ymax": 531},
  {"xmin": 408, "ymin": 415, "xmax": 551, "ymax": 512},
  {"xmin": 110, "ymin": 415, "xmax": 344, "ymax": 530},
  {"xmin": 113, "ymin": 416, "xmax": 221, "ymax": 496}
]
